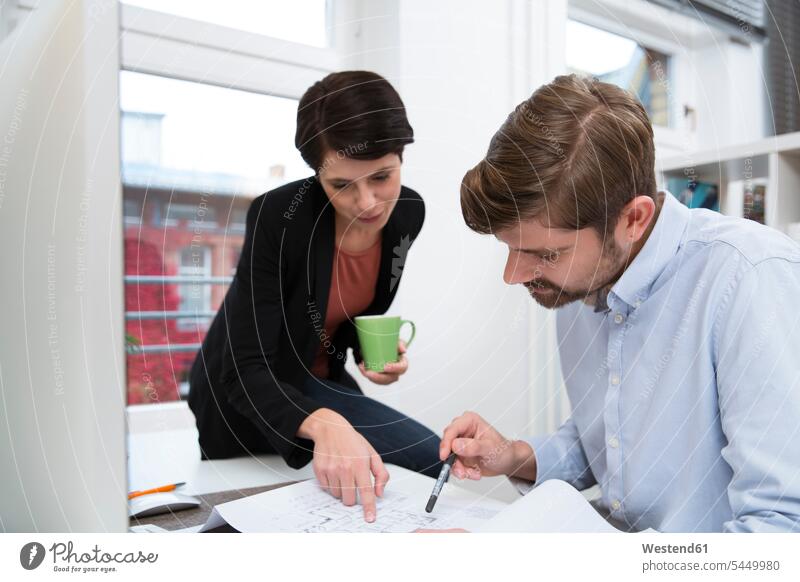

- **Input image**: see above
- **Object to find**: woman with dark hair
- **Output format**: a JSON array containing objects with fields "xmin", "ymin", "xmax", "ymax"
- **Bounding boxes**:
[{"xmin": 188, "ymin": 71, "xmax": 440, "ymax": 522}]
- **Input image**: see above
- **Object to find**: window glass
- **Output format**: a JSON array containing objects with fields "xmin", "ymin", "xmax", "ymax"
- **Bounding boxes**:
[{"xmin": 121, "ymin": 71, "xmax": 308, "ymax": 405}]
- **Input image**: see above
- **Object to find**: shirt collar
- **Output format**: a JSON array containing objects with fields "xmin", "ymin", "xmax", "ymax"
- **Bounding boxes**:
[{"xmin": 609, "ymin": 191, "xmax": 690, "ymax": 309}]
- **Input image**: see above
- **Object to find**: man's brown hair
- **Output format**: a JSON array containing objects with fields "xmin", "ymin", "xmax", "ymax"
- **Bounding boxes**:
[{"xmin": 460, "ymin": 74, "xmax": 656, "ymax": 238}]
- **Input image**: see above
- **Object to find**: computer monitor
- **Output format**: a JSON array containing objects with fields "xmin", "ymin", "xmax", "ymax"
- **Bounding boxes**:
[{"xmin": 0, "ymin": 0, "xmax": 127, "ymax": 532}]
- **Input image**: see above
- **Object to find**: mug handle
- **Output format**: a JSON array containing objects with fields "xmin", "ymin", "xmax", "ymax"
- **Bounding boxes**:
[{"xmin": 399, "ymin": 320, "xmax": 416, "ymax": 348}]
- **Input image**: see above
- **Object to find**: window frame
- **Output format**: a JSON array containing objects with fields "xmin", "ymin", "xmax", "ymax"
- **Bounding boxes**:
[{"xmin": 119, "ymin": 2, "xmax": 340, "ymax": 100}]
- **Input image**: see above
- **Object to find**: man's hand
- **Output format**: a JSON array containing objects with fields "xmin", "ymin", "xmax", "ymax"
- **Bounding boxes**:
[
  {"xmin": 358, "ymin": 340, "xmax": 409, "ymax": 385},
  {"xmin": 440, "ymin": 411, "xmax": 537, "ymax": 482},
  {"xmin": 298, "ymin": 408, "xmax": 390, "ymax": 522}
]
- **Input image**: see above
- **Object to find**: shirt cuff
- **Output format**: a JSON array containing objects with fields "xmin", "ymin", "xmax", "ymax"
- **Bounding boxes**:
[{"xmin": 506, "ymin": 434, "xmax": 565, "ymax": 496}]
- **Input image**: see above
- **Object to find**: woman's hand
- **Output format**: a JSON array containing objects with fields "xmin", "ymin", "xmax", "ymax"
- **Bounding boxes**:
[
  {"xmin": 297, "ymin": 408, "xmax": 390, "ymax": 522},
  {"xmin": 358, "ymin": 340, "xmax": 409, "ymax": 385}
]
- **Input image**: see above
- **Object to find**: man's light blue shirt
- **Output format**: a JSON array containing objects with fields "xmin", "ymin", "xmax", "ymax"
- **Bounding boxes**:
[{"xmin": 524, "ymin": 191, "xmax": 800, "ymax": 532}]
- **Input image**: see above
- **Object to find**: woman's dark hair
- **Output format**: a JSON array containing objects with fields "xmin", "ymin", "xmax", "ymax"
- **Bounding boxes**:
[{"xmin": 295, "ymin": 70, "xmax": 414, "ymax": 172}]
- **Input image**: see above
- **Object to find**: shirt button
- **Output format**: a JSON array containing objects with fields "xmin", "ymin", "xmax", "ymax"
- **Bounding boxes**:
[
  {"xmin": 611, "ymin": 499, "xmax": 621, "ymax": 510},
  {"xmin": 608, "ymin": 436, "xmax": 619, "ymax": 448},
  {"xmin": 610, "ymin": 374, "xmax": 620, "ymax": 386},
  {"xmin": 613, "ymin": 313, "xmax": 624, "ymax": 324}
]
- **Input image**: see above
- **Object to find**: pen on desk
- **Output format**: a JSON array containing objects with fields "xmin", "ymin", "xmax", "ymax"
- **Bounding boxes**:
[
  {"xmin": 127, "ymin": 482, "xmax": 185, "ymax": 500},
  {"xmin": 425, "ymin": 452, "xmax": 457, "ymax": 513}
]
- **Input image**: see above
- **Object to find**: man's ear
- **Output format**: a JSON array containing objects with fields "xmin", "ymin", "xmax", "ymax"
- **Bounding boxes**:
[{"xmin": 620, "ymin": 195, "xmax": 656, "ymax": 243}]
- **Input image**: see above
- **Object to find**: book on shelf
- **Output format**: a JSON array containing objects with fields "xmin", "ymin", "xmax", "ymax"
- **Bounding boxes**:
[
  {"xmin": 667, "ymin": 177, "xmax": 719, "ymax": 212},
  {"xmin": 742, "ymin": 179, "xmax": 767, "ymax": 224}
]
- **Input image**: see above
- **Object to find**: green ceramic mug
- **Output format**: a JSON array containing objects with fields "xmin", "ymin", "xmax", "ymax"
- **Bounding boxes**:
[{"xmin": 354, "ymin": 315, "xmax": 416, "ymax": 372}]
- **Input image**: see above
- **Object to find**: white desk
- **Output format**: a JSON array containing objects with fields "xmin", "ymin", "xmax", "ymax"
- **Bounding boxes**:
[
  {"xmin": 127, "ymin": 402, "xmax": 314, "ymax": 496},
  {"xmin": 126, "ymin": 401, "xmax": 520, "ymax": 503}
]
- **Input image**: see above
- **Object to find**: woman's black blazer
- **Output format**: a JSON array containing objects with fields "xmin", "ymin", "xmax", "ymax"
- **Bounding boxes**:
[{"xmin": 187, "ymin": 177, "xmax": 425, "ymax": 469}]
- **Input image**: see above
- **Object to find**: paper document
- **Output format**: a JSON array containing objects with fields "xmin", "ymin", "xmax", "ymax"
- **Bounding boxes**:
[
  {"xmin": 474, "ymin": 479, "xmax": 618, "ymax": 533},
  {"xmin": 200, "ymin": 468, "xmax": 504, "ymax": 533},
  {"xmin": 198, "ymin": 467, "xmax": 652, "ymax": 533}
]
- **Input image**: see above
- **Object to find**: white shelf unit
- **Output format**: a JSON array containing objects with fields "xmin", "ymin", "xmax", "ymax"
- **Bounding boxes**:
[{"xmin": 657, "ymin": 132, "xmax": 800, "ymax": 235}]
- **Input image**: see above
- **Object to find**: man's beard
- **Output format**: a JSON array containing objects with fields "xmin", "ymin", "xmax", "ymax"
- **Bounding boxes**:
[{"xmin": 523, "ymin": 240, "xmax": 625, "ymax": 309}]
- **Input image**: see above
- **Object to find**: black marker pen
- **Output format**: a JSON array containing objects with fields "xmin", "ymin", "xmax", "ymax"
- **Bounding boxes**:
[{"xmin": 425, "ymin": 452, "xmax": 457, "ymax": 513}]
